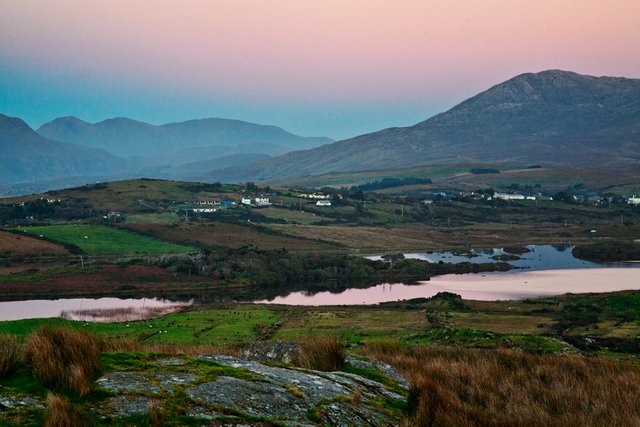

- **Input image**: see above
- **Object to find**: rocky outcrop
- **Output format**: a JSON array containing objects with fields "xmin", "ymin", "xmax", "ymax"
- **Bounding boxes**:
[{"xmin": 96, "ymin": 353, "xmax": 408, "ymax": 425}]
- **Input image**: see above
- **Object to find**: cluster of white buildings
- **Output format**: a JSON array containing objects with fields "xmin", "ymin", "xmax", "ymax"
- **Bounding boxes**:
[
  {"xmin": 241, "ymin": 196, "xmax": 271, "ymax": 207},
  {"xmin": 300, "ymin": 192, "xmax": 331, "ymax": 200},
  {"xmin": 492, "ymin": 192, "xmax": 537, "ymax": 201}
]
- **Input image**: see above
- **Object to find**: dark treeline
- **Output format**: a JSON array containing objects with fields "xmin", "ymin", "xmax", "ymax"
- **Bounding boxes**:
[
  {"xmin": 145, "ymin": 247, "xmax": 513, "ymax": 292},
  {"xmin": 572, "ymin": 241, "xmax": 640, "ymax": 263},
  {"xmin": 0, "ymin": 198, "xmax": 103, "ymax": 224},
  {"xmin": 350, "ymin": 177, "xmax": 433, "ymax": 192}
]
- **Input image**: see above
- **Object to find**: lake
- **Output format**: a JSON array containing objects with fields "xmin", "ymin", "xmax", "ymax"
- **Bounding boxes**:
[
  {"xmin": 2, "ymin": 245, "xmax": 639, "ymax": 318},
  {"xmin": 0, "ymin": 297, "xmax": 191, "ymax": 322},
  {"xmin": 258, "ymin": 245, "xmax": 640, "ymax": 305}
]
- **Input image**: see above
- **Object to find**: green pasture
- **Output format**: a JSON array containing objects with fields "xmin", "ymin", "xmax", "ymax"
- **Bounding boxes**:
[
  {"xmin": 0, "ymin": 306, "xmax": 279, "ymax": 346},
  {"xmin": 15, "ymin": 224, "xmax": 196, "ymax": 255}
]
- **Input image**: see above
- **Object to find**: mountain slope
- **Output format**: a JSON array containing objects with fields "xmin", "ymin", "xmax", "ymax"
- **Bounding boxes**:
[
  {"xmin": 0, "ymin": 114, "xmax": 126, "ymax": 185},
  {"xmin": 203, "ymin": 70, "xmax": 640, "ymax": 182},
  {"xmin": 38, "ymin": 116, "xmax": 333, "ymax": 157}
]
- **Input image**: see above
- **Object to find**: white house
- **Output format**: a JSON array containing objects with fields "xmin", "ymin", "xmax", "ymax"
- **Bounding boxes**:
[
  {"xmin": 241, "ymin": 197, "xmax": 252, "ymax": 205},
  {"xmin": 303, "ymin": 193, "xmax": 331, "ymax": 199},
  {"xmin": 196, "ymin": 198, "xmax": 221, "ymax": 205},
  {"xmin": 628, "ymin": 197, "xmax": 640, "ymax": 205},
  {"xmin": 254, "ymin": 197, "xmax": 271, "ymax": 206},
  {"xmin": 316, "ymin": 200, "xmax": 332, "ymax": 206},
  {"xmin": 494, "ymin": 192, "xmax": 525, "ymax": 201}
]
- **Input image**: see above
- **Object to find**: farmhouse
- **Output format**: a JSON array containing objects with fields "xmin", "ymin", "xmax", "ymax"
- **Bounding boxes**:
[
  {"xmin": 196, "ymin": 198, "xmax": 221, "ymax": 205},
  {"xmin": 316, "ymin": 200, "xmax": 332, "ymax": 206},
  {"xmin": 494, "ymin": 192, "xmax": 525, "ymax": 201},
  {"xmin": 302, "ymin": 193, "xmax": 331, "ymax": 199},
  {"xmin": 254, "ymin": 197, "xmax": 271, "ymax": 207}
]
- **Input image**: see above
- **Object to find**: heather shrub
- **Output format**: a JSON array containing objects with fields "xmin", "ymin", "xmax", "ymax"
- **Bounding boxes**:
[{"xmin": 25, "ymin": 326, "xmax": 101, "ymax": 396}]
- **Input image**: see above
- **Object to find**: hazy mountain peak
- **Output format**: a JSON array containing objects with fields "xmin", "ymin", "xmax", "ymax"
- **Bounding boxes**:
[
  {"xmin": 0, "ymin": 113, "xmax": 126, "ymax": 187},
  {"xmin": 48, "ymin": 116, "xmax": 88, "ymax": 124},
  {"xmin": 202, "ymin": 70, "xmax": 640, "ymax": 182},
  {"xmin": 0, "ymin": 113, "xmax": 39, "ymax": 136},
  {"xmin": 96, "ymin": 117, "xmax": 152, "ymax": 126}
]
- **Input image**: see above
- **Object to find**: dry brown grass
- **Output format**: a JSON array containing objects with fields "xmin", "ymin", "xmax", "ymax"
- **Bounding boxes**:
[
  {"xmin": 295, "ymin": 336, "xmax": 345, "ymax": 371},
  {"xmin": 24, "ymin": 326, "xmax": 101, "ymax": 396},
  {"xmin": 147, "ymin": 401, "xmax": 165, "ymax": 427},
  {"xmin": 365, "ymin": 345, "xmax": 640, "ymax": 426},
  {"xmin": 0, "ymin": 230, "xmax": 69, "ymax": 256},
  {"xmin": 43, "ymin": 393, "xmax": 86, "ymax": 427},
  {"xmin": 0, "ymin": 334, "xmax": 21, "ymax": 379}
]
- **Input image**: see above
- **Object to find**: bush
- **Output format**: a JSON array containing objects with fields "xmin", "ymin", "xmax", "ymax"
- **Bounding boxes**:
[
  {"xmin": 470, "ymin": 168, "xmax": 500, "ymax": 174},
  {"xmin": 25, "ymin": 326, "xmax": 101, "ymax": 396},
  {"xmin": 295, "ymin": 336, "xmax": 345, "ymax": 371},
  {"xmin": 0, "ymin": 334, "xmax": 21, "ymax": 379}
]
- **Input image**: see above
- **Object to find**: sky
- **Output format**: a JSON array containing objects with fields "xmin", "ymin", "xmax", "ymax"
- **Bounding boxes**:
[{"xmin": 1, "ymin": 0, "xmax": 639, "ymax": 140}]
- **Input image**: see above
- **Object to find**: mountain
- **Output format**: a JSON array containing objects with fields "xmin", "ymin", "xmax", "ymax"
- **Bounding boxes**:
[
  {"xmin": 38, "ymin": 117, "xmax": 333, "ymax": 158},
  {"xmin": 0, "ymin": 114, "xmax": 126, "ymax": 185},
  {"xmin": 138, "ymin": 153, "xmax": 269, "ymax": 181},
  {"xmin": 202, "ymin": 70, "xmax": 640, "ymax": 182}
]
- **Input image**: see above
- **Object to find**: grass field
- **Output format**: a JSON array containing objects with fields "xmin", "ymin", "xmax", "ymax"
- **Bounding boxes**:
[
  {"xmin": 265, "ymin": 222, "xmax": 603, "ymax": 253},
  {"xmin": 270, "ymin": 163, "xmax": 640, "ymax": 193},
  {"xmin": 15, "ymin": 224, "xmax": 196, "ymax": 255},
  {"xmin": 124, "ymin": 221, "xmax": 340, "ymax": 252},
  {"xmin": 124, "ymin": 212, "xmax": 179, "ymax": 224},
  {"xmin": 0, "ymin": 305, "xmax": 280, "ymax": 346}
]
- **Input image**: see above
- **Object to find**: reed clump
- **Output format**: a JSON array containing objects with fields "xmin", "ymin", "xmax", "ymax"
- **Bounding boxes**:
[
  {"xmin": 295, "ymin": 336, "xmax": 345, "ymax": 371},
  {"xmin": 24, "ymin": 326, "xmax": 101, "ymax": 396},
  {"xmin": 43, "ymin": 393, "xmax": 87, "ymax": 427},
  {"xmin": 147, "ymin": 401, "xmax": 165, "ymax": 427},
  {"xmin": 0, "ymin": 334, "xmax": 21, "ymax": 379},
  {"xmin": 365, "ymin": 345, "xmax": 640, "ymax": 426}
]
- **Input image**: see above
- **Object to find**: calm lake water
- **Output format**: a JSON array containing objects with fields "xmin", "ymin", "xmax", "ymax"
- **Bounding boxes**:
[
  {"xmin": 259, "ymin": 245, "xmax": 640, "ymax": 305},
  {"xmin": 2, "ymin": 246, "xmax": 639, "ymax": 319},
  {"xmin": 0, "ymin": 297, "xmax": 191, "ymax": 322}
]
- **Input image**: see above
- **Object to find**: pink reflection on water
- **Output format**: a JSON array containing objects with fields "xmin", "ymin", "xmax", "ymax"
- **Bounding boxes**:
[
  {"xmin": 257, "ymin": 268, "xmax": 640, "ymax": 306},
  {"xmin": 0, "ymin": 298, "xmax": 191, "ymax": 322}
]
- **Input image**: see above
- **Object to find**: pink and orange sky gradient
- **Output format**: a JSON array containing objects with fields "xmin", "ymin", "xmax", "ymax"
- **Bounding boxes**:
[{"xmin": 1, "ymin": 0, "xmax": 639, "ymax": 139}]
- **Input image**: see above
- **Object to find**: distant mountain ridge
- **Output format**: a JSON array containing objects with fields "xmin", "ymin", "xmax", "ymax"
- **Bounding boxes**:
[
  {"xmin": 202, "ymin": 70, "xmax": 640, "ymax": 182},
  {"xmin": 0, "ymin": 113, "xmax": 333, "ymax": 195},
  {"xmin": 0, "ymin": 114, "xmax": 126, "ymax": 185},
  {"xmin": 38, "ymin": 116, "xmax": 333, "ymax": 157}
]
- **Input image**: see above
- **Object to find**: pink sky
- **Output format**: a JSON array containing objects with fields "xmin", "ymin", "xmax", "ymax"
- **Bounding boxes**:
[{"xmin": 1, "ymin": 0, "xmax": 639, "ymax": 137}]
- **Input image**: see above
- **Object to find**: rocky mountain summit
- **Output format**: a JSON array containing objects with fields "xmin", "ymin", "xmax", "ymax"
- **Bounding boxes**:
[{"xmin": 205, "ymin": 70, "xmax": 640, "ymax": 182}]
